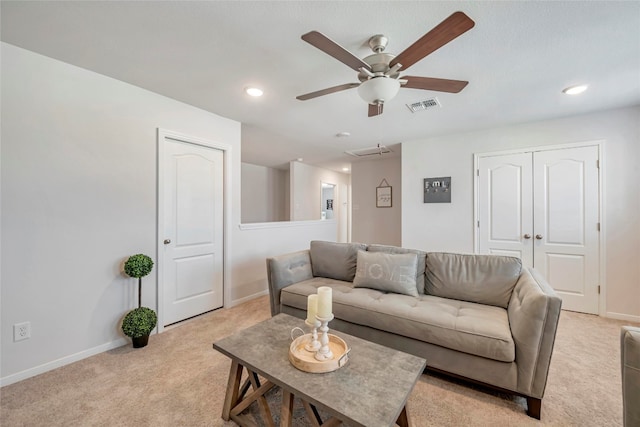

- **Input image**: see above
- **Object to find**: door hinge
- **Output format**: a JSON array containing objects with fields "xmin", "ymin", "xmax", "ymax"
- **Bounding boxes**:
[
  {"xmin": 597, "ymin": 285, "xmax": 601, "ymax": 295},
  {"xmin": 477, "ymin": 220, "xmax": 480, "ymax": 228},
  {"xmin": 597, "ymin": 222, "xmax": 600, "ymax": 231},
  {"xmin": 477, "ymin": 169, "xmax": 480, "ymax": 177},
  {"xmin": 596, "ymin": 160, "xmax": 600, "ymax": 169}
]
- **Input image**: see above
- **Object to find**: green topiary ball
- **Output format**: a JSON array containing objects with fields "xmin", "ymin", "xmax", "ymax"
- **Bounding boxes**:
[
  {"xmin": 122, "ymin": 307, "xmax": 157, "ymax": 338},
  {"xmin": 124, "ymin": 254, "xmax": 153, "ymax": 278}
]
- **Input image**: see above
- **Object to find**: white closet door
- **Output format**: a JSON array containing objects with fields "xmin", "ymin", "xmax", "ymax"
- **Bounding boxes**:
[
  {"xmin": 533, "ymin": 146, "xmax": 600, "ymax": 314},
  {"xmin": 478, "ymin": 153, "xmax": 534, "ymax": 267}
]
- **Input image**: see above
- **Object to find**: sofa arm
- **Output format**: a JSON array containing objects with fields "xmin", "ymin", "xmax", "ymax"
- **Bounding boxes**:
[
  {"xmin": 508, "ymin": 267, "xmax": 562, "ymax": 398},
  {"xmin": 621, "ymin": 326, "xmax": 640, "ymax": 427},
  {"xmin": 266, "ymin": 250, "xmax": 313, "ymax": 316}
]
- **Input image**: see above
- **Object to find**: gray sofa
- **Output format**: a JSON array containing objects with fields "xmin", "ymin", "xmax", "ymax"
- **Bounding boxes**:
[
  {"xmin": 621, "ymin": 326, "xmax": 640, "ymax": 427},
  {"xmin": 267, "ymin": 241, "xmax": 562, "ymax": 419}
]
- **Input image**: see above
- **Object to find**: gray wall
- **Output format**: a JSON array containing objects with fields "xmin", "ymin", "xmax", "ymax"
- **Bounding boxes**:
[{"xmin": 351, "ymin": 156, "xmax": 402, "ymax": 246}]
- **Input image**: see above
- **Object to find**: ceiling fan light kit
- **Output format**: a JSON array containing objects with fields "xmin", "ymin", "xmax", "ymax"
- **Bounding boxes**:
[
  {"xmin": 296, "ymin": 11, "xmax": 475, "ymax": 116},
  {"xmin": 357, "ymin": 77, "xmax": 401, "ymax": 105}
]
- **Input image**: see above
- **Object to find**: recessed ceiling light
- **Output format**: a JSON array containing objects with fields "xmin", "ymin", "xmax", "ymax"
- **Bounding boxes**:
[
  {"xmin": 296, "ymin": 158, "xmax": 303, "ymax": 162},
  {"xmin": 562, "ymin": 84, "xmax": 588, "ymax": 95},
  {"xmin": 342, "ymin": 167, "xmax": 350, "ymax": 172},
  {"xmin": 336, "ymin": 132, "xmax": 351, "ymax": 138},
  {"xmin": 245, "ymin": 87, "xmax": 264, "ymax": 97}
]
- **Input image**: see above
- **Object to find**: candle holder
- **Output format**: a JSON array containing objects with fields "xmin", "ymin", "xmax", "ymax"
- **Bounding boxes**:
[
  {"xmin": 314, "ymin": 314, "xmax": 335, "ymax": 361},
  {"xmin": 304, "ymin": 318, "xmax": 321, "ymax": 352}
]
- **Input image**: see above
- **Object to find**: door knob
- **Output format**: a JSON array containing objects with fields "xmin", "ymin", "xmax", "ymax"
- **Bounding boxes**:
[
  {"xmin": 164, "ymin": 239, "xmax": 171, "ymax": 245},
  {"xmin": 535, "ymin": 234, "xmax": 543, "ymax": 240},
  {"xmin": 523, "ymin": 234, "xmax": 531, "ymax": 239}
]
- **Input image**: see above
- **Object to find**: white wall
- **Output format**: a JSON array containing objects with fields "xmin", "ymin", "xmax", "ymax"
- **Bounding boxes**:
[
  {"xmin": 241, "ymin": 162, "xmax": 289, "ymax": 223},
  {"xmin": 0, "ymin": 43, "xmax": 336, "ymax": 385},
  {"xmin": 351, "ymin": 156, "xmax": 402, "ymax": 246},
  {"xmin": 233, "ymin": 220, "xmax": 337, "ymax": 302},
  {"xmin": 402, "ymin": 106, "xmax": 640, "ymax": 321},
  {"xmin": 0, "ymin": 42, "xmax": 236, "ymax": 382}
]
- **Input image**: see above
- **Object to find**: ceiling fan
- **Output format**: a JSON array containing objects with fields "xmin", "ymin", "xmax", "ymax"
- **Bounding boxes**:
[{"xmin": 296, "ymin": 11, "xmax": 475, "ymax": 117}]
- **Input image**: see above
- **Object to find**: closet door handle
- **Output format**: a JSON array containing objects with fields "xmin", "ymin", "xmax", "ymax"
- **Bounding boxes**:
[
  {"xmin": 523, "ymin": 234, "xmax": 531, "ymax": 239},
  {"xmin": 535, "ymin": 234, "xmax": 543, "ymax": 240}
]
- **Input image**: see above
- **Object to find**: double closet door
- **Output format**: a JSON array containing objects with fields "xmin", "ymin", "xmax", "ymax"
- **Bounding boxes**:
[{"xmin": 477, "ymin": 145, "xmax": 600, "ymax": 314}]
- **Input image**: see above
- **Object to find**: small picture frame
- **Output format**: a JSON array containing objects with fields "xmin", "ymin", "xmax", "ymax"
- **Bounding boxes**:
[{"xmin": 376, "ymin": 186, "xmax": 392, "ymax": 208}]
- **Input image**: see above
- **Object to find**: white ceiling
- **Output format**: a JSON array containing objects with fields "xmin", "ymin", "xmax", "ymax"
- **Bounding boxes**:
[{"xmin": 2, "ymin": 1, "xmax": 639, "ymax": 172}]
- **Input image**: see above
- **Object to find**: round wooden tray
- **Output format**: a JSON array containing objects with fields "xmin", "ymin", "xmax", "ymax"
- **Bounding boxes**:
[{"xmin": 289, "ymin": 333, "xmax": 350, "ymax": 373}]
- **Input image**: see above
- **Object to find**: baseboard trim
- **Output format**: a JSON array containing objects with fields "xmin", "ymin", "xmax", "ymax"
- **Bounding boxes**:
[
  {"xmin": 229, "ymin": 289, "xmax": 269, "ymax": 308},
  {"xmin": 0, "ymin": 337, "xmax": 128, "ymax": 387},
  {"xmin": 605, "ymin": 311, "xmax": 640, "ymax": 324}
]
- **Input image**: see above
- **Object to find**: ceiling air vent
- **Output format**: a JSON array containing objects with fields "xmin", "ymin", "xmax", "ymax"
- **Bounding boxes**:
[
  {"xmin": 345, "ymin": 144, "xmax": 393, "ymax": 158},
  {"xmin": 406, "ymin": 97, "xmax": 440, "ymax": 113}
]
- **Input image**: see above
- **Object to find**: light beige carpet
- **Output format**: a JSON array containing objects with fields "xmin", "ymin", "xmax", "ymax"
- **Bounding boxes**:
[{"xmin": 0, "ymin": 295, "xmax": 635, "ymax": 426}]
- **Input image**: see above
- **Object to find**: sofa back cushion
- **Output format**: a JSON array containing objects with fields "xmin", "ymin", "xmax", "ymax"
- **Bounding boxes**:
[
  {"xmin": 368, "ymin": 244, "xmax": 427, "ymax": 295},
  {"xmin": 310, "ymin": 241, "xmax": 367, "ymax": 282},
  {"xmin": 425, "ymin": 252, "xmax": 522, "ymax": 308},
  {"xmin": 353, "ymin": 250, "xmax": 419, "ymax": 297}
]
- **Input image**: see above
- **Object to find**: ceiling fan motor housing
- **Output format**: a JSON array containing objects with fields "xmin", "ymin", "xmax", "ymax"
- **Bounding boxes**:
[{"xmin": 357, "ymin": 53, "xmax": 399, "ymax": 82}]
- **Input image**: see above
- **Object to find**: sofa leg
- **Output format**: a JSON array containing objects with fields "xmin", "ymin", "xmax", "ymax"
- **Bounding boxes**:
[{"xmin": 526, "ymin": 397, "xmax": 541, "ymax": 419}]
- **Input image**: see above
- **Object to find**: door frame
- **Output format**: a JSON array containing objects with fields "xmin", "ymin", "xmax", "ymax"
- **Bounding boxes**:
[
  {"xmin": 156, "ymin": 128, "xmax": 232, "ymax": 333},
  {"xmin": 473, "ymin": 140, "xmax": 606, "ymax": 315}
]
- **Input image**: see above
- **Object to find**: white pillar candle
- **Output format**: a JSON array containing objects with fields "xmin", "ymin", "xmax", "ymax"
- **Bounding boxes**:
[
  {"xmin": 306, "ymin": 294, "xmax": 318, "ymax": 323},
  {"xmin": 317, "ymin": 286, "xmax": 333, "ymax": 318}
]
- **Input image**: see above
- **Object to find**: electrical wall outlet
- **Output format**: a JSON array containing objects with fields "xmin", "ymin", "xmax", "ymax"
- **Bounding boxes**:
[{"xmin": 14, "ymin": 322, "xmax": 31, "ymax": 342}]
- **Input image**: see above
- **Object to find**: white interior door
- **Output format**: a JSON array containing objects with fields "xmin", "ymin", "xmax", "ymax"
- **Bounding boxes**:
[
  {"xmin": 478, "ymin": 153, "xmax": 534, "ymax": 266},
  {"xmin": 533, "ymin": 146, "xmax": 600, "ymax": 314},
  {"xmin": 162, "ymin": 138, "xmax": 224, "ymax": 326},
  {"xmin": 477, "ymin": 145, "xmax": 600, "ymax": 314}
]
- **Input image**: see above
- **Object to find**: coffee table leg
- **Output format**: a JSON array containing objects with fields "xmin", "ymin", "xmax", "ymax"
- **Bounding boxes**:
[
  {"xmin": 222, "ymin": 360, "xmax": 243, "ymax": 421},
  {"xmin": 396, "ymin": 403, "xmax": 412, "ymax": 427},
  {"xmin": 280, "ymin": 389, "xmax": 294, "ymax": 427}
]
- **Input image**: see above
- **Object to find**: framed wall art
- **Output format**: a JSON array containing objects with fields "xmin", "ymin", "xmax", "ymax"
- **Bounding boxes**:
[{"xmin": 376, "ymin": 179, "xmax": 392, "ymax": 208}]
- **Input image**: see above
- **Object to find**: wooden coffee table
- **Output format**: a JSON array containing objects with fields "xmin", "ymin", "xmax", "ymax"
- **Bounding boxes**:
[{"xmin": 213, "ymin": 313, "xmax": 426, "ymax": 427}]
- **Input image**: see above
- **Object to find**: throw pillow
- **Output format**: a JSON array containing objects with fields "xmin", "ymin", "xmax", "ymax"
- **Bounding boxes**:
[
  {"xmin": 367, "ymin": 244, "xmax": 427, "ymax": 295},
  {"xmin": 425, "ymin": 252, "xmax": 522, "ymax": 308},
  {"xmin": 353, "ymin": 250, "xmax": 419, "ymax": 297},
  {"xmin": 310, "ymin": 241, "xmax": 367, "ymax": 282}
]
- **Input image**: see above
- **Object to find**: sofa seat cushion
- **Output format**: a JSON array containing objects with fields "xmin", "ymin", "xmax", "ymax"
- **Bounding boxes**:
[{"xmin": 280, "ymin": 279, "xmax": 515, "ymax": 362}]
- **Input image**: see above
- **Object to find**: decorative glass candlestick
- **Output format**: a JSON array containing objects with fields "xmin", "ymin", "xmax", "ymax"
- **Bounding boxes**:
[
  {"xmin": 314, "ymin": 314, "xmax": 334, "ymax": 361},
  {"xmin": 304, "ymin": 318, "xmax": 321, "ymax": 352}
]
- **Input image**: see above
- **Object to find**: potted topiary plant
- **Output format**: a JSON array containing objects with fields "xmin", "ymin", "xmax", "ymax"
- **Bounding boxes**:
[{"xmin": 122, "ymin": 254, "xmax": 156, "ymax": 348}]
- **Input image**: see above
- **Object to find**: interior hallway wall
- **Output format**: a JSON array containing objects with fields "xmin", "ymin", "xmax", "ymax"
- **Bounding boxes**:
[
  {"xmin": 241, "ymin": 162, "xmax": 289, "ymax": 223},
  {"xmin": 289, "ymin": 161, "xmax": 350, "ymax": 242}
]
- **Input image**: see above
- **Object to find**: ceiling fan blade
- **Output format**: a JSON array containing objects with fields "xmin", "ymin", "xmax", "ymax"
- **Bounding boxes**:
[
  {"xmin": 368, "ymin": 103, "xmax": 383, "ymax": 117},
  {"xmin": 402, "ymin": 76, "xmax": 469, "ymax": 93},
  {"xmin": 302, "ymin": 31, "xmax": 373, "ymax": 72},
  {"xmin": 390, "ymin": 11, "xmax": 475, "ymax": 71},
  {"xmin": 296, "ymin": 83, "xmax": 360, "ymax": 101}
]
